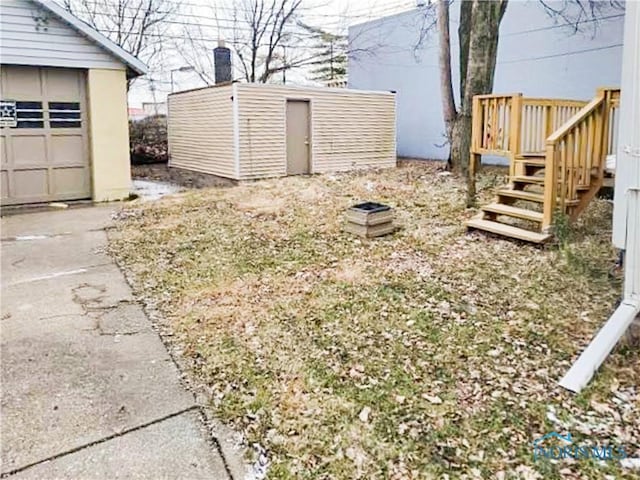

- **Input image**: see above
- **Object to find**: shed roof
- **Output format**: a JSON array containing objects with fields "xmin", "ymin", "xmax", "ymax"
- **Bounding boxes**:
[{"xmin": 31, "ymin": 0, "xmax": 148, "ymax": 76}]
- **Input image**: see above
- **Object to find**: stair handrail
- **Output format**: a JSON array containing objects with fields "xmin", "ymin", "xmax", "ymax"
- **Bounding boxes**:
[
  {"xmin": 546, "ymin": 96, "xmax": 604, "ymax": 144},
  {"xmin": 542, "ymin": 89, "xmax": 615, "ymax": 231}
]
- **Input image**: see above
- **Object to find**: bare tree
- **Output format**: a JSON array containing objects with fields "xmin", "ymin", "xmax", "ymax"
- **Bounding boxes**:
[
  {"xmin": 176, "ymin": 0, "xmax": 337, "ymax": 85},
  {"xmin": 539, "ymin": 0, "xmax": 624, "ymax": 32},
  {"xmin": 228, "ymin": 0, "xmax": 303, "ymax": 83},
  {"xmin": 62, "ymin": 0, "xmax": 177, "ymax": 88},
  {"xmin": 174, "ymin": 17, "xmax": 218, "ymax": 86}
]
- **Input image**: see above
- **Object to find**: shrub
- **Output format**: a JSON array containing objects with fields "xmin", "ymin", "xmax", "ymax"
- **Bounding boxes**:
[{"xmin": 129, "ymin": 114, "xmax": 167, "ymax": 164}]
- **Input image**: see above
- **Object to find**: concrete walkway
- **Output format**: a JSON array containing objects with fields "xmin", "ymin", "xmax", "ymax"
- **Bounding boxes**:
[{"xmin": 1, "ymin": 206, "xmax": 231, "ymax": 479}]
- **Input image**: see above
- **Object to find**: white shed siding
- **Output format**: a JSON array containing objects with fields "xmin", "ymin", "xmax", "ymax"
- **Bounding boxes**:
[
  {"xmin": 168, "ymin": 85, "xmax": 236, "ymax": 178},
  {"xmin": 236, "ymin": 84, "xmax": 396, "ymax": 180},
  {"xmin": 0, "ymin": 0, "xmax": 124, "ymax": 71}
]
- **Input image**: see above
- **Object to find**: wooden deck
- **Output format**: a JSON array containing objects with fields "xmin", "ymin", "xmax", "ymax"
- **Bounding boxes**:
[{"xmin": 467, "ymin": 87, "xmax": 620, "ymax": 243}]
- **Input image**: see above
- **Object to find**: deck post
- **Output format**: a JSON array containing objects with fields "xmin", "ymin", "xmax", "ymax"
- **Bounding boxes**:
[
  {"xmin": 542, "ymin": 143, "xmax": 556, "ymax": 232},
  {"xmin": 597, "ymin": 88, "xmax": 612, "ymax": 175},
  {"xmin": 508, "ymin": 94, "xmax": 523, "ymax": 178},
  {"xmin": 469, "ymin": 96, "xmax": 482, "ymax": 182}
]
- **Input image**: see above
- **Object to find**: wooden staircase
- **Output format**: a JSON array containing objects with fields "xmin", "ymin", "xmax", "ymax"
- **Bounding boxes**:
[{"xmin": 466, "ymin": 88, "xmax": 620, "ymax": 243}]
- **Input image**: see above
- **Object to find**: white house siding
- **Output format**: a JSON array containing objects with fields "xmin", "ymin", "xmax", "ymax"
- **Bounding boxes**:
[
  {"xmin": 167, "ymin": 85, "xmax": 236, "ymax": 179},
  {"xmin": 236, "ymin": 84, "xmax": 396, "ymax": 180},
  {"xmin": 0, "ymin": 0, "xmax": 123, "ymax": 71},
  {"xmin": 348, "ymin": 1, "xmax": 624, "ymax": 160}
]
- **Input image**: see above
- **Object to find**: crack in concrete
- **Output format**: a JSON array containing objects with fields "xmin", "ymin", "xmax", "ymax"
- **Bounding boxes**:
[
  {"xmin": 10, "ymin": 257, "xmax": 25, "ymax": 267},
  {"xmin": 0, "ymin": 406, "xmax": 227, "ymax": 479},
  {"xmin": 69, "ymin": 287, "xmax": 143, "ymax": 336},
  {"xmin": 38, "ymin": 313, "xmax": 83, "ymax": 321}
]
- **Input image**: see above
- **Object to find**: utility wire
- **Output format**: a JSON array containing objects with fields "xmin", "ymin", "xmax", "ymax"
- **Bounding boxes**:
[
  {"xmin": 70, "ymin": 0, "xmax": 417, "ymax": 21},
  {"xmin": 65, "ymin": 6, "xmax": 624, "ymax": 50},
  {"xmin": 369, "ymin": 43, "xmax": 623, "ymax": 69},
  {"xmin": 498, "ymin": 43, "xmax": 623, "ymax": 64},
  {"xmin": 72, "ymin": 12, "xmax": 316, "ymax": 36},
  {"xmin": 95, "ymin": 28, "xmax": 333, "ymax": 49}
]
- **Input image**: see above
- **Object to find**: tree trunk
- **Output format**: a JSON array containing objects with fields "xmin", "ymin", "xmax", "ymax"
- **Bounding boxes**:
[
  {"xmin": 458, "ymin": 0, "xmax": 473, "ymax": 103},
  {"xmin": 451, "ymin": 113, "xmax": 472, "ymax": 177},
  {"xmin": 450, "ymin": 0, "xmax": 507, "ymax": 204},
  {"xmin": 436, "ymin": 0, "xmax": 457, "ymax": 168}
]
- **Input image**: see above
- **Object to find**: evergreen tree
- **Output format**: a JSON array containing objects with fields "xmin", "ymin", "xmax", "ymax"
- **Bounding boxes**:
[{"xmin": 299, "ymin": 23, "xmax": 347, "ymax": 84}]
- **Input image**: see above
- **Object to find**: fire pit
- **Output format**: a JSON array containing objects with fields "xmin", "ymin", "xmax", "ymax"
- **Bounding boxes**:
[{"xmin": 344, "ymin": 202, "xmax": 395, "ymax": 238}]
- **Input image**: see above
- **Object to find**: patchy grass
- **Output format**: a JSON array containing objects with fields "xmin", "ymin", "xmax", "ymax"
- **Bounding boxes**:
[{"xmin": 109, "ymin": 163, "xmax": 639, "ymax": 479}]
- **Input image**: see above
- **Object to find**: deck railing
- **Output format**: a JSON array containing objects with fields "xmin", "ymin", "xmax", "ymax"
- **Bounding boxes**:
[
  {"xmin": 542, "ymin": 88, "xmax": 620, "ymax": 229},
  {"xmin": 519, "ymin": 99, "xmax": 587, "ymax": 155},
  {"xmin": 471, "ymin": 94, "xmax": 519, "ymax": 158},
  {"xmin": 471, "ymin": 95, "xmax": 587, "ymax": 160}
]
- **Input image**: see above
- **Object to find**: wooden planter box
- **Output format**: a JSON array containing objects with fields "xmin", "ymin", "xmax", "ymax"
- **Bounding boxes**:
[{"xmin": 344, "ymin": 202, "xmax": 395, "ymax": 238}]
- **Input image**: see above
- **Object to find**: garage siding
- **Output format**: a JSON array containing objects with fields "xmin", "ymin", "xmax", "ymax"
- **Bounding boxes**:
[
  {"xmin": 167, "ymin": 85, "xmax": 236, "ymax": 179},
  {"xmin": 236, "ymin": 84, "xmax": 396, "ymax": 180},
  {"xmin": 0, "ymin": 0, "xmax": 124, "ymax": 71}
]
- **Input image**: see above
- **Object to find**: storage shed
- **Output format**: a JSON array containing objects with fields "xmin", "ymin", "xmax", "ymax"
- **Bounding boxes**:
[
  {"xmin": 168, "ymin": 83, "xmax": 396, "ymax": 180},
  {"xmin": 0, "ymin": 0, "xmax": 147, "ymax": 206}
]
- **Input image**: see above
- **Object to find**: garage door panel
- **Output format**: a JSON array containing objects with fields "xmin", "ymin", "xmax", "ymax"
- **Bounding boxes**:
[
  {"xmin": 11, "ymin": 135, "xmax": 47, "ymax": 167},
  {"xmin": 45, "ymin": 69, "xmax": 81, "ymax": 101},
  {"xmin": 51, "ymin": 134, "xmax": 84, "ymax": 165},
  {"xmin": 13, "ymin": 169, "xmax": 48, "ymax": 198},
  {"xmin": 1, "ymin": 171, "xmax": 8, "ymax": 199},
  {"xmin": 3, "ymin": 66, "xmax": 43, "ymax": 98},
  {"xmin": 1, "ymin": 135, "xmax": 7, "ymax": 166},
  {"xmin": 52, "ymin": 167, "xmax": 89, "ymax": 195}
]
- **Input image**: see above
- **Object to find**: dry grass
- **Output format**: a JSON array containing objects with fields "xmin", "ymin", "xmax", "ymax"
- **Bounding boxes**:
[{"xmin": 109, "ymin": 163, "xmax": 639, "ymax": 479}]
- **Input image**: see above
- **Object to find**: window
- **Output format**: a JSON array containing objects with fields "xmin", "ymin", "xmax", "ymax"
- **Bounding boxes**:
[
  {"xmin": 16, "ymin": 101, "xmax": 44, "ymax": 128},
  {"xmin": 49, "ymin": 102, "xmax": 81, "ymax": 128}
]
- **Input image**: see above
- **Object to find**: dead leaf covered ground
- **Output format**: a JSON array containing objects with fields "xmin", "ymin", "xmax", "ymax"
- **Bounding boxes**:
[{"xmin": 109, "ymin": 163, "xmax": 639, "ymax": 479}]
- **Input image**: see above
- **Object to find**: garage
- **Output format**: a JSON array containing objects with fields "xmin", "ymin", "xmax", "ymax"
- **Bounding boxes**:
[{"xmin": 0, "ymin": 0, "xmax": 147, "ymax": 206}]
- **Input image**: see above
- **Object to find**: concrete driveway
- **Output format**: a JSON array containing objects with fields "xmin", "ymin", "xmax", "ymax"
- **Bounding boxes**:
[{"xmin": 1, "ymin": 206, "xmax": 230, "ymax": 479}]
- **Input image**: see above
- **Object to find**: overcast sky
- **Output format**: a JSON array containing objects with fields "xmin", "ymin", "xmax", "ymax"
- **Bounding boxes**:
[{"xmin": 128, "ymin": 0, "xmax": 418, "ymax": 106}]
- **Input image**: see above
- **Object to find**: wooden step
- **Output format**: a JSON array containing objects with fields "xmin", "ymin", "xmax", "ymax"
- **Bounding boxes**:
[
  {"xmin": 497, "ymin": 189, "xmax": 545, "ymax": 203},
  {"xmin": 497, "ymin": 189, "xmax": 579, "ymax": 206},
  {"xmin": 515, "ymin": 154, "xmax": 546, "ymax": 166},
  {"xmin": 481, "ymin": 203, "xmax": 544, "ymax": 222},
  {"xmin": 512, "ymin": 175, "xmax": 545, "ymax": 185},
  {"xmin": 466, "ymin": 218, "xmax": 551, "ymax": 243}
]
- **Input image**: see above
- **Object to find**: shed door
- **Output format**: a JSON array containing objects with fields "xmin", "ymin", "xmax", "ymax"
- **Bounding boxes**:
[
  {"xmin": 286, "ymin": 100, "xmax": 310, "ymax": 175},
  {"xmin": 1, "ymin": 66, "xmax": 90, "ymax": 206}
]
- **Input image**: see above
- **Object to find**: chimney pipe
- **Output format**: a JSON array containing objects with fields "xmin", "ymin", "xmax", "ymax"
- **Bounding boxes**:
[{"xmin": 213, "ymin": 40, "xmax": 232, "ymax": 84}]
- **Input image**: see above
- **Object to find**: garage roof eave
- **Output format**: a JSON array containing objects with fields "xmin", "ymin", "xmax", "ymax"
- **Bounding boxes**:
[{"xmin": 32, "ymin": 0, "xmax": 149, "ymax": 76}]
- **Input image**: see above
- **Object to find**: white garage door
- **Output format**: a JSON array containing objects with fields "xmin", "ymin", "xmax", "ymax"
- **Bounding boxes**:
[{"xmin": 0, "ymin": 66, "xmax": 90, "ymax": 206}]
